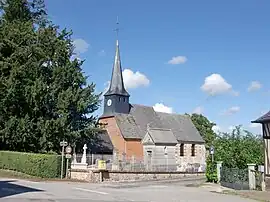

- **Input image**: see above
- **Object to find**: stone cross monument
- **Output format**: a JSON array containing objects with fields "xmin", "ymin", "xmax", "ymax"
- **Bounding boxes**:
[{"xmin": 81, "ymin": 144, "xmax": 87, "ymax": 164}]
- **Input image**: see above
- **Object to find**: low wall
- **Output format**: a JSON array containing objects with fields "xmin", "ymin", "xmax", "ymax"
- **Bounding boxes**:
[{"xmin": 70, "ymin": 169, "xmax": 205, "ymax": 183}]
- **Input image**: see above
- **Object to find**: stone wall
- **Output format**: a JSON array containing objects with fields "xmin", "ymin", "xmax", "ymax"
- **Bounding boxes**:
[
  {"xmin": 70, "ymin": 169, "xmax": 205, "ymax": 183},
  {"xmin": 70, "ymin": 169, "xmax": 100, "ymax": 182},
  {"xmin": 175, "ymin": 143, "xmax": 206, "ymax": 171}
]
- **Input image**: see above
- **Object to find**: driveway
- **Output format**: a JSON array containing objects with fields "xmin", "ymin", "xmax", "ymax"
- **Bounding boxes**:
[{"xmin": 0, "ymin": 178, "xmax": 256, "ymax": 202}]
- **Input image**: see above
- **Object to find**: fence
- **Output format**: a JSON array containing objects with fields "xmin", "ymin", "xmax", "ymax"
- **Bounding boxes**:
[
  {"xmin": 220, "ymin": 166, "xmax": 249, "ymax": 190},
  {"xmin": 72, "ymin": 153, "xmax": 206, "ymax": 172}
]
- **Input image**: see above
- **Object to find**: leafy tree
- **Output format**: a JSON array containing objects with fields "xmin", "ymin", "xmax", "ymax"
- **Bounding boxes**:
[
  {"xmin": 213, "ymin": 125, "xmax": 263, "ymax": 169},
  {"xmin": 0, "ymin": 0, "xmax": 101, "ymax": 153},
  {"xmin": 187, "ymin": 113, "xmax": 216, "ymax": 150}
]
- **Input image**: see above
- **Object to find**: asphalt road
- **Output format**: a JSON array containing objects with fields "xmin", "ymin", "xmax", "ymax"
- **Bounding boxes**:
[{"xmin": 0, "ymin": 177, "xmax": 256, "ymax": 202}]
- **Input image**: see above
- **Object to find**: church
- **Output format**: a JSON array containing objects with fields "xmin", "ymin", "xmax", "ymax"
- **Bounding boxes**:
[{"xmin": 98, "ymin": 38, "xmax": 206, "ymax": 170}]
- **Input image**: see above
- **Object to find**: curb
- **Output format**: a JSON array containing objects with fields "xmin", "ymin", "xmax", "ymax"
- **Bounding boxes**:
[{"xmin": 101, "ymin": 176, "xmax": 206, "ymax": 188}]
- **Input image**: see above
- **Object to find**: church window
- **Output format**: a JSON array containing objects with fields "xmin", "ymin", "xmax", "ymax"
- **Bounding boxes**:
[
  {"xmin": 123, "ymin": 97, "xmax": 125, "ymax": 102},
  {"xmin": 119, "ymin": 97, "xmax": 121, "ymax": 102},
  {"xmin": 180, "ymin": 144, "xmax": 184, "ymax": 156},
  {"xmin": 191, "ymin": 144, "xmax": 195, "ymax": 156}
]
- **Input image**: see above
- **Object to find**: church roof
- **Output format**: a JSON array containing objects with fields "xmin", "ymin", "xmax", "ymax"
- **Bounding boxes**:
[
  {"xmin": 146, "ymin": 128, "xmax": 178, "ymax": 144},
  {"xmin": 115, "ymin": 104, "xmax": 204, "ymax": 143},
  {"xmin": 88, "ymin": 130, "xmax": 114, "ymax": 153},
  {"xmin": 104, "ymin": 40, "xmax": 129, "ymax": 97}
]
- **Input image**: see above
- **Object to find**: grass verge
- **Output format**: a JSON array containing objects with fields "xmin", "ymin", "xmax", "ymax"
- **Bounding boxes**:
[{"xmin": 0, "ymin": 169, "xmax": 87, "ymax": 183}]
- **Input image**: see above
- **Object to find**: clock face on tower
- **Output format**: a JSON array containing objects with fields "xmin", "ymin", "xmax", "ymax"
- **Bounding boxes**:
[{"xmin": 107, "ymin": 99, "xmax": 112, "ymax": 106}]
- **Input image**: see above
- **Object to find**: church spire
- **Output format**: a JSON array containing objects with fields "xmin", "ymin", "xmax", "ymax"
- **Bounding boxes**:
[
  {"xmin": 104, "ymin": 18, "xmax": 129, "ymax": 97},
  {"xmin": 102, "ymin": 18, "xmax": 130, "ymax": 117}
]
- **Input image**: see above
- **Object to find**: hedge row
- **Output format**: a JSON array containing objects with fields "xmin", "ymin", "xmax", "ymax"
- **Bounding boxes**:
[
  {"xmin": 0, "ymin": 151, "xmax": 62, "ymax": 178},
  {"xmin": 205, "ymin": 159, "xmax": 218, "ymax": 182}
]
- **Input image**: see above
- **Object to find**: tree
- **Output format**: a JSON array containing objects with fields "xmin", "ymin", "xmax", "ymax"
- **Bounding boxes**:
[
  {"xmin": 213, "ymin": 125, "xmax": 263, "ymax": 169},
  {"xmin": 187, "ymin": 113, "xmax": 216, "ymax": 150},
  {"xmin": 0, "ymin": 0, "xmax": 101, "ymax": 153}
]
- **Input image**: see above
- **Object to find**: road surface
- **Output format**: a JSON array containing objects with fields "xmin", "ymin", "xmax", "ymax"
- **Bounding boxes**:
[{"xmin": 0, "ymin": 178, "xmax": 256, "ymax": 201}]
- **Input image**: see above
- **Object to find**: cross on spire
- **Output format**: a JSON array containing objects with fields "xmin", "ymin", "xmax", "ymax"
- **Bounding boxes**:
[
  {"xmin": 104, "ymin": 16, "xmax": 129, "ymax": 97},
  {"xmin": 114, "ymin": 16, "xmax": 120, "ymax": 39}
]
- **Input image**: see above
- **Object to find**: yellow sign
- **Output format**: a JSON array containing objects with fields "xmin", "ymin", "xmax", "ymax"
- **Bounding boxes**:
[{"xmin": 97, "ymin": 160, "xmax": 106, "ymax": 170}]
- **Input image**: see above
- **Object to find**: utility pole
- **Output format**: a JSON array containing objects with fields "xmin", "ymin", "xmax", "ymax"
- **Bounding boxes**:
[{"xmin": 60, "ymin": 140, "xmax": 68, "ymax": 179}]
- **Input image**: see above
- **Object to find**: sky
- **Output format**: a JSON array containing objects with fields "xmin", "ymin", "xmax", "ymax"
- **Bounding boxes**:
[{"xmin": 46, "ymin": 0, "xmax": 270, "ymax": 134}]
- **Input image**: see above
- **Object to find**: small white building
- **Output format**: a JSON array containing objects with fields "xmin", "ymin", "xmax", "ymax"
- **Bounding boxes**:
[{"xmin": 142, "ymin": 128, "xmax": 178, "ymax": 171}]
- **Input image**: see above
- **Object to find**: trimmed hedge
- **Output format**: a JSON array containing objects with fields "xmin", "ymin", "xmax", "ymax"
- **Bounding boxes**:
[
  {"xmin": 205, "ymin": 159, "xmax": 218, "ymax": 182},
  {"xmin": 0, "ymin": 151, "xmax": 62, "ymax": 178}
]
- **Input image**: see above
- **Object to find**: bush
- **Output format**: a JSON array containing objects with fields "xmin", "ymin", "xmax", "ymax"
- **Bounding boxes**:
[
  {"xmin": 0, "ymin": 151, "xmax": 62, "ymax": 178},
  {"xmin": 206, "ymin": 159, "xmax": 218, "ymax": 183}
]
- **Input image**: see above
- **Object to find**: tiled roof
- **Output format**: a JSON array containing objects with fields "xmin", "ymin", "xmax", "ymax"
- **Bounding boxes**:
[
  {"xmin": 147, "ymin": 128, "xmax": 178, "ymax": 144},
  {"xmin": 115, "ymin": 104, "xmax": 205, "ymax": 143},
  {"xmin": 88, "ymin": 130, "xmax": 113, "ymax": 153},
  {"xmin": 252, "ymin": 111, "xmax": 270, "ymax": 123}
]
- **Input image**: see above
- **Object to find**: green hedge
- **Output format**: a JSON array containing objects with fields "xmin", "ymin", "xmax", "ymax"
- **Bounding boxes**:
[
  {"xmin": 0, "ymin": 151, "xmax": 62, "ymax": 178},
  {"xmin": 205, "ymin": 158, "xmax": 218, "ymax": 183}
]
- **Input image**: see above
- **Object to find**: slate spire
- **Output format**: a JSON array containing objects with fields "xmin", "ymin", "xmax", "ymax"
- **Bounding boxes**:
[
  {"xmin": 101, "ymin": 18, "xmax": 130, "ymax": 117},
  {"xmin": 104, "ymin": 37, "xmax": 129, "ymax": 96}
]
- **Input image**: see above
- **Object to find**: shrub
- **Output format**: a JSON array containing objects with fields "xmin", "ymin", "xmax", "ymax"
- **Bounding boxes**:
[
  {"xmin": 205, "ymin": 159, "xmax": 217, "ymax": 183},
  {"xmin": 0, "ymin": 151, "xmax": 61, "ymax": 178}
]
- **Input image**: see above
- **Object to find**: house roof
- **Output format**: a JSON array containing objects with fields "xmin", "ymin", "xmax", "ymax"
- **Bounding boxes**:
[
  {"xmin": 252, "ymin": 111, "xmax": 270, "ymax": 124},
  {"xmin": 88, "ymin": 130, "xmax": 114, "ymax": 153},
  {"xmin": 146, "ymin": 128, "xmax": 178, "ymax": 144},
  {"xmin": 115, "ymin": 104, "xmax": 204, "ymax": 143}
]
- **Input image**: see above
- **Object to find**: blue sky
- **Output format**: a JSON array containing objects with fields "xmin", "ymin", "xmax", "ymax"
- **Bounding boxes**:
[{"xmin": 46, "ymin": 0, "xmax": 270, "ymax": 134}]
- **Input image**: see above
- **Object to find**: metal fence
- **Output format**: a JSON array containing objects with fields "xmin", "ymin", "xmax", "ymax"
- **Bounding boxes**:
[
  {"xmin": 72, "ymin": 153, "xmax": 205, "ymax": 172},
  {"xmin": 220, "ymin": 167, "xmax": 249, "ymax": 190}
]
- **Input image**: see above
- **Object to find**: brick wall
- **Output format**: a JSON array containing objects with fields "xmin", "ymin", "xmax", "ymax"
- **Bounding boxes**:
[
  {"xmin": 99, "ymin": 117, "xmax": 143, "ymax": 158},
  {"xmin": 126, "ymin": 139, "xmax": 143, "ymax": 158},
  {"xmin": 99, "ymin": 117, "xmax": 126, "ymax": 155}
]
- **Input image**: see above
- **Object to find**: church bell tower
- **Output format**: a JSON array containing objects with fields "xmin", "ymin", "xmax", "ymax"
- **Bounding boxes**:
[{"xmin": 102, "ymin": 24, "xmax": 130, "ymax": 117}]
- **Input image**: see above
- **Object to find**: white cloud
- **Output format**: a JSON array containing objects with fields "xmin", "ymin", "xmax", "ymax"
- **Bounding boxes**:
[
  {"xmin": 70, "ymin": 54, "xmax": 81, "ymax": 62},
  {"xmin": 122, "ymin": 69, "xmax": 150, "ymax": 89},
  {"xmin": 167, "ymin": 56, "xmax": 187, "ymax": 65},
  {"xmin": 212, "ymin": 125, "xmax": 221, "ymax": 134},
  {"xmin": 249, "ymin": 123, "xmax": 261, "ymax": 128},
  {"xmin": 153, "ymin": 103, "xmax": 173, "ymax": 114},
  {"xmin": 228, "ymin": 126, "xmax": 235, "ymax": 132},
  {"xmin": 221, "ymin": 106, "xmax": 240, "ymax": 115},
  {"xmin": 201, "ymin": 73, "xmax": 238, "ymax": 96},
  {"xmin": 102, "ymin": 69, "xmax": 149, "ymax": 95},
  {"xmin": 72, "ymin": 38, "xmax": 89, "ymax": 54},
  {"xmin": 192, "ymin": 106, "xmax": 203, "ymax": 114},
  {"xmin": 212, "ymin": 125, "xmax": 237, "ymax": 134},
  {"xmin": 247, "ymin": 81, "xmax": 262, "ymax": 92}
]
